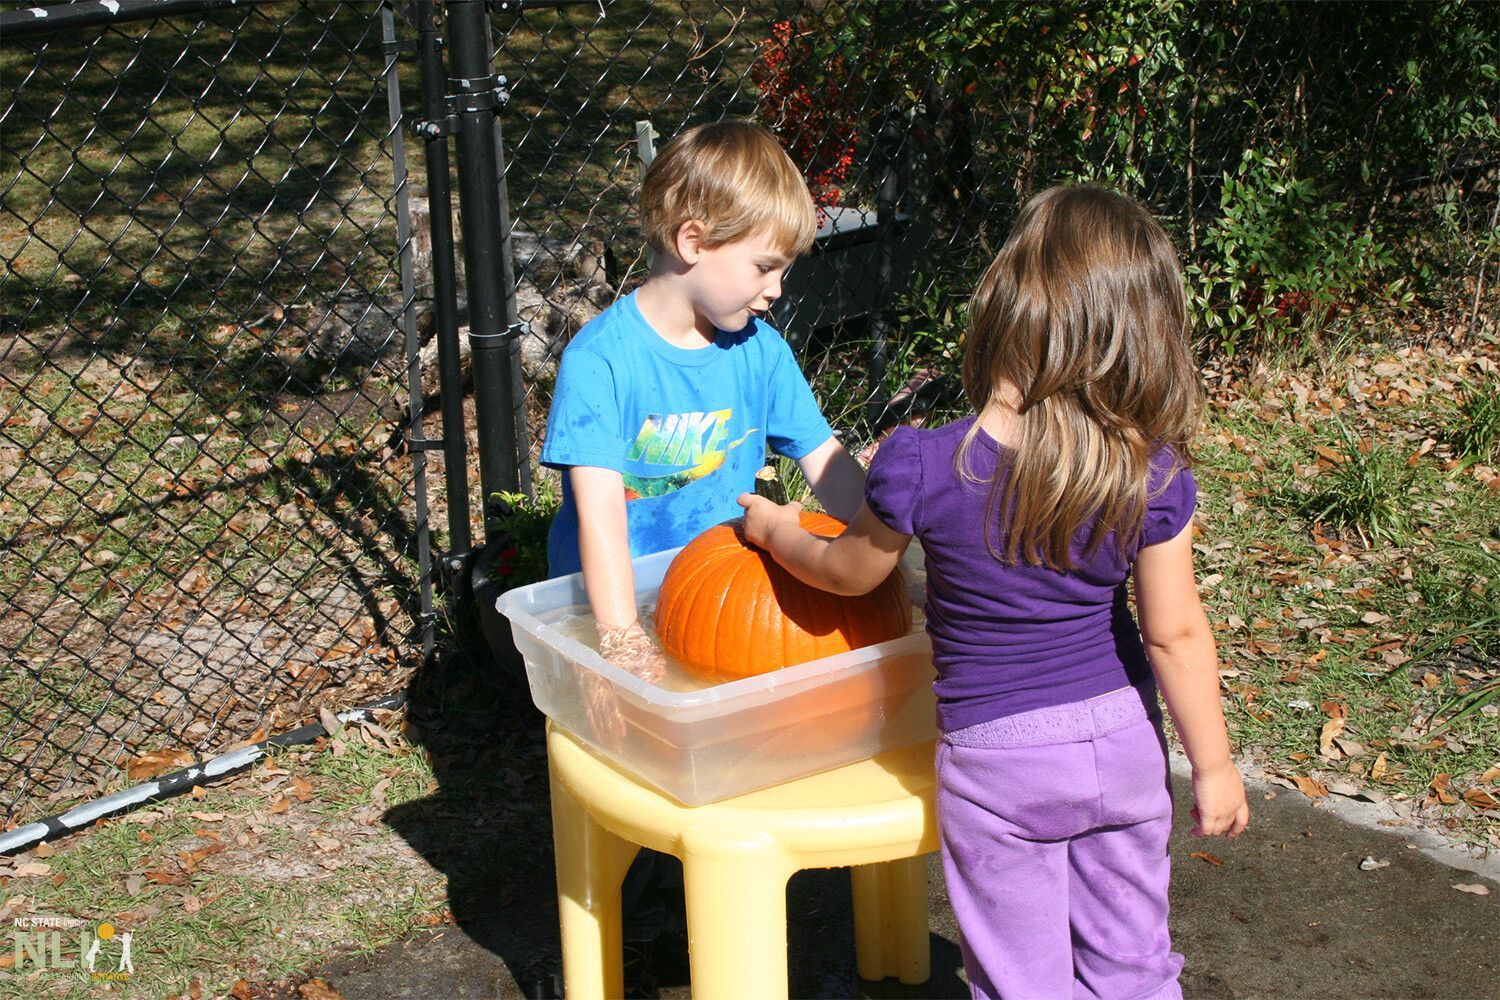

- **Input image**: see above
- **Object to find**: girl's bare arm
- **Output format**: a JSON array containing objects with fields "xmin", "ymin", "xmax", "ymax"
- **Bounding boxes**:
[
  {"xmin": 1133, "ymin": 522, "xmax": 1249, "ymax": 838},
  {"xmin": 737, "ymin": 494, "xmax": 909, "ymax": 596}
]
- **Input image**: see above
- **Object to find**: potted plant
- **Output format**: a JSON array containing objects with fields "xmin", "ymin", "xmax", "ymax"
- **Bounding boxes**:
[{"xmin": 471, "ymin": 483, "xmax": 561, "ymax": 697}]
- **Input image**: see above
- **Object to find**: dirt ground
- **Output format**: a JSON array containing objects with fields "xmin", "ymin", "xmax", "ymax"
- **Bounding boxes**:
[{"xmin": 292, "ymin": 746, "xmax": 1498, "ymax": 1000}]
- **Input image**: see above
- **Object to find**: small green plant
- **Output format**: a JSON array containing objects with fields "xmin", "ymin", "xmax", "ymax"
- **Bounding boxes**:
[
  {"xmin": 1414, "ymin": 543, "xmax": 1499, "ymax": 734},
  {"xmin": 486, "ymin": 480, "xmax": 562, "ymax": 588},
  {"xmin": 1290, "ymin": 420, "xmax": 1416, "ymax": 546},
  {"xmin": 1448, "ymin": 378, "xmax": 1500, "ymax": 465}
]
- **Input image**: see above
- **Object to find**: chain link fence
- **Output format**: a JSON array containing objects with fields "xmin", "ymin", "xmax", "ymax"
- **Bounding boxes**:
[
  {"xmin": 1, "ymin": 0, "xmax": 433, "ymax": 828},
  {"xmin": 3, "ymin": 0, "xmax": 1495, "ymax": 831}
]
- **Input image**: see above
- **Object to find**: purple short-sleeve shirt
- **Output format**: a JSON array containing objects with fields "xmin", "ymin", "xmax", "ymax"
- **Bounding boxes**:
[{"xmin": 866, "ymin": 416, "xmax": 1196, "ymax": 733}]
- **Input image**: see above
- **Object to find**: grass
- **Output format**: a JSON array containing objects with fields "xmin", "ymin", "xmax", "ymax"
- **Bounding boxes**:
[
  {"xmin": 1283, "ymin": 418, "xmax": 1417, "ymax": 546},
  {"xmin": 0, "ymin": 715, "xmax": 450, "ymax": 999},
  {"xmin": 1449, "ymin": 377, "xmax": 1500, "ymax": 465},
  {"xmin": 1189, "ymin": 341, "xmax": 1499, "ymax": 843}
]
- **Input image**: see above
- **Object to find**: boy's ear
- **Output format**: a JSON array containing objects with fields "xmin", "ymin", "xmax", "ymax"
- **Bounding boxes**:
[{"xmin": 674, "ymin": 219, "xmax": 708, "ymax": 264}]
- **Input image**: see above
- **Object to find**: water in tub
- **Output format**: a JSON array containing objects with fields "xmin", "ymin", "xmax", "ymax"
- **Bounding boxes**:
[{"xmin": 540, "ymin": 600, "xmax": 927, "ymax": 691}]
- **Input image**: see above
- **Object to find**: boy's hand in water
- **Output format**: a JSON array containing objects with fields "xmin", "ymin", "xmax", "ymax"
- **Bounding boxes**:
[
  {"xmin": 1190, "ymin": 759, "xmax": 1250, "ymax": 839},
  {"xmin": 737, "ymin": 493, "xmax": 803, "ymax": 550},
  {"xmin": 597, "ymin": 621, "xmax": 666, "ymax": 684},
  {"xmin": 582, "ymin": 622, "xmax": 664, "ymax": 752}
]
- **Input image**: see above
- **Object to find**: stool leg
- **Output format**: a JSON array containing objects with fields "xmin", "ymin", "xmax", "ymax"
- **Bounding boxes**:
[
  {"xmin": 682, "ymin": 842, "xmax": 789, "ymax": 1000},
  {"xmin": 549, "ymin": 765, "xmax": 640, "ymax": 1000},
  {"xmin": 851, "ymin": 856, "xmax": 930, "ymax": 985}
]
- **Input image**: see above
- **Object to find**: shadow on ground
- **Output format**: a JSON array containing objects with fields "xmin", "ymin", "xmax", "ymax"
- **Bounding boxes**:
[{"xmin": 368, "ymin": 633, "xmax": 968, "ymax": 998}]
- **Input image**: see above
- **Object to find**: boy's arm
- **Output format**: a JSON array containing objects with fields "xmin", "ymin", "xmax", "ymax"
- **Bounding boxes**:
[
  {"xmin": 571, "ymin": 465, "xmax": 635, "ymax": 628},
  {"xmin": 795, "ymin": 436, "xmax": 866, "ymax": 523},
  {"xmin": 1133, "ymin": 522, "xmax": 1249, "ymax": 839},
  {"xmin": 571, "ymin": 465, "xmax": 663, "ymax": 680}
]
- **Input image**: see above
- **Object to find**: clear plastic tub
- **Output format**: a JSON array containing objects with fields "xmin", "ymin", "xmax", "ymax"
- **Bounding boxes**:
[{"xmin": 496, "ymin": 546, "xmax": 936, "ymax": 805}]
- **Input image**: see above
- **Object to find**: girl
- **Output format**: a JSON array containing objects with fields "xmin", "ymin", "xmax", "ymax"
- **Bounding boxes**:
[{"xmin": 738, "ymin": 184, "xmax": 1249, "ymax": 1000}]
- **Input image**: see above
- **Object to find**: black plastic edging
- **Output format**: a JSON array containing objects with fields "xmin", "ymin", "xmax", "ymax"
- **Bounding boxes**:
[{"xmin": 0, "ymin": 691, "xmax": 407, "ymax": 856}]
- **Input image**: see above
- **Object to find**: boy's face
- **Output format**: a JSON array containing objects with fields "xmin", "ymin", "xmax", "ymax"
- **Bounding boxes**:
[{"xmin": 685, "ymin": 229, "xmax": 793, "ymax": 336}]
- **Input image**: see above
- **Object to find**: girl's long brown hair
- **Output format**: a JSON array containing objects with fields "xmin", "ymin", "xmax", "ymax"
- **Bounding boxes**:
[{"xmin": 959, "ymin": 185, "xmax": 1202, "ymax": 569}]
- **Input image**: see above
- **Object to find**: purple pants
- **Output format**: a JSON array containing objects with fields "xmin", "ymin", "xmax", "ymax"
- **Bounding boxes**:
[{"xmin": 936, "ymin": 683, "xmax": 1184, "ymax": 1000}]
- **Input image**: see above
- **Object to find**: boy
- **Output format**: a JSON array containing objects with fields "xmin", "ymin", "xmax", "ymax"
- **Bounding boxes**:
[{"xmin": 541, "ymin": 119, "xmax": 866, "ymax": 675}]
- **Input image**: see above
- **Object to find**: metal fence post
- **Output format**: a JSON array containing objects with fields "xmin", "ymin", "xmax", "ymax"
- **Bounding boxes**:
[
  {"xmin": 412, "ymin": 0, "xmax": 473, "ymax": 559},
  {"xmin": 445, "ymin": 0, "xmax": 527, "ymax": 532},
  {"xmin": 865, "ymin": 119, "xmax": 904, "ymax": 430}
]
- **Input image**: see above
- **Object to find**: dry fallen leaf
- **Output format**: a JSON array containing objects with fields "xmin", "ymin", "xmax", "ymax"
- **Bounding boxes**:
[
  {"xmin": 1292, "ymin": 775, "xmax": 1329, "ymax": 799},
  {"xmin": 267, "ymin": 796, "xmax": 291, "ymax": 815},
  {"xmin": 318, "ymin": 707, "xmax": 344, "ymax": 737},
  {"xmin": 1452, "ymin": 883, "xmax": 1491, "ymax": 896},
  {"xmin": 145, "ymin": 870, "xmax": 189, "ymax": 886},
  {"xmin": 1478, "ymin": 766, "xmax": 1500, "ymax": 784},
  {"xmin": 0, "ymin": 895, "xmax": 30, "ymax": 922},
  {"xmin": 1319, "ymin": 717, "xmax": 1347, "ymax": 758},
  {"xmin": 1371, "ymin": 753, "xmax": 1390, "ymax": 782},
  {"xmin": 1463, "ymin": 788, "xmax": 1499, "ymax": 810},
  {"xmin": 11, "ymin": 861, "xmax": 51, "ymax": 878},
  {"xmin": 31, "ymin": 842, "xmax": 55, "ymax": 859},
  {"xmin": 298, "ymin": 977, "xmax": 347, "ymax": 1000},
  {"xmin": 126, "ymin": 747, "xmax": 194, "ymax": 781},
  {"xmin": 1333, "ymin": 737, "xmax": 1366, "ymax": 758},
  {"xmin": 291, "ymin": 775, "xmax": 315, "ymax": 803}
]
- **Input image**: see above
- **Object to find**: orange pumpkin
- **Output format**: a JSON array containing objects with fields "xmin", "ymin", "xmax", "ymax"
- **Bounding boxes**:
[{"xmin": 654, "ymin": 511, "xmax": 913, "ymax": 682}]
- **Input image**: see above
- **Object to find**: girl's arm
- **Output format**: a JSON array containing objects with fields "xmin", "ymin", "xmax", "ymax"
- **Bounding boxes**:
[
  {"xmin": 571, "ymin": 465, "xmax": 663, "ymax": 680},
  {"xmin": 794, "ymin": 436, "xmax": 867, "ymax": 523},
  {"xmin": 1133, "ymin": 521, "xmax": 1250, "ymax": 839},
  {"xmin": 737, "ymin": 494, "xmax": 909, "ymax": 596}
]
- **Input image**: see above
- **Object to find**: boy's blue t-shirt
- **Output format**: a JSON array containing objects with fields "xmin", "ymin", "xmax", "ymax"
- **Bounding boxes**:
[{"xmin": 541, "ymin": 290, "xmax": 833, "ymax": 578}]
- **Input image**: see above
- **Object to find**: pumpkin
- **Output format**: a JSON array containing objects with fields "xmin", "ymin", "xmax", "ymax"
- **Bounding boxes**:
[{"xmin": 654, "ymin": 511, "xmax": 913, "ymax": 682}]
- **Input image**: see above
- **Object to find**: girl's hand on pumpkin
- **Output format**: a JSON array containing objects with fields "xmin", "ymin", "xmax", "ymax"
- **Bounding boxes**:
[
  {"xmin": 736, "ymin": 493, "xmax": 803, "ymax": 550},
  {"xmin": 597, "ymin": 621, "xmax": 667, "ymax": 684}
]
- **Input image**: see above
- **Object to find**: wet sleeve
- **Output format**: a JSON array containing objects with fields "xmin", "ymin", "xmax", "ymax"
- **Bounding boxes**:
[
  {"xmin": 864, "ymin": 425, "xmax": 920, "ymax": 536},
  {"xmin": 539, "ymin": 347, "xmax": 625, "ymax": 471},
  {"xmin": 765, "ymin": 334, "xmax": 835, "ymax": 459},
  {"xmin": 1141, "ymin": 452, "xmax": 1197, "ymax": 547}
]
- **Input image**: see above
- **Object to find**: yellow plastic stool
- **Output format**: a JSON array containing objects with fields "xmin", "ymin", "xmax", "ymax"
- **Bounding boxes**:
[{"xmin": 547, "ymin": 722, "xmax": 939, "ymax": 1000}]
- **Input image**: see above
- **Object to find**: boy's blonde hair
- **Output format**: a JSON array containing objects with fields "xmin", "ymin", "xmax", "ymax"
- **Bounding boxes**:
[
  {"xmin": 640, "ymin": 120, "xmax": 817, "ymax": 260},
  {"xmin": 960, "ymin": 184, "xmax": 1203, "ymax": 570}
]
